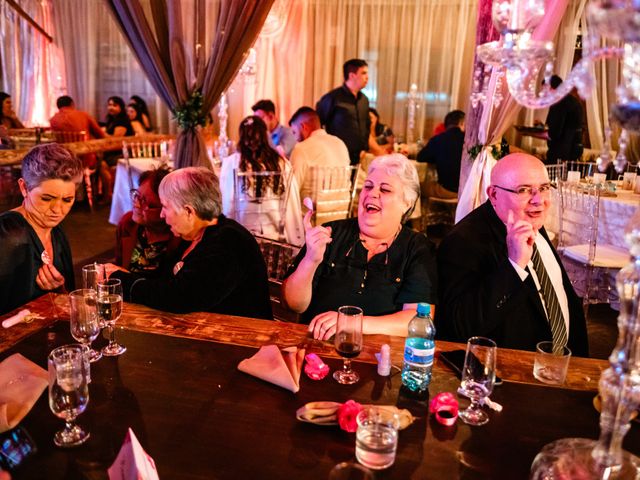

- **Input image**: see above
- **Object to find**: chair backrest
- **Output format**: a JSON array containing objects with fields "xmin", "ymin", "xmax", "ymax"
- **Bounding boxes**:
[
  {"xmin": 123, "ymin": 141, "xmax": 163, "ymax": 158},
  {"xmin": 565, "ymin": 160, "xmax": 594, "ymax": 179},
  {"xmin": 545, "ymin": 162, "xmax": 566, "ymax": 184},
  {"xmin": 308, "ymin": 165, "xmax": 359, "ymax": 224},
  {"xmin": 254, "ymin": 236, "xmax": 301, "ymax": 283},
  {"xmin": 231, "ymin": 169, "xmax": 291, "ymax": 241},
  {"xmin": 53, "ymin": 130, "xmax": 87, "ymax": 143},
  {"xmin": 557, "ymin": 180, "xmax": 601, "ymax": 262}
]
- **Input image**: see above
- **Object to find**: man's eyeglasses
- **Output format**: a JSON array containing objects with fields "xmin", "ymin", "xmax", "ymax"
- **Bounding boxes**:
[
  {"xmin": 130, "ymin": 189, "xmax": 161, "ymax": 211},
  {"xmin": 493, "ymin": 184, "xmax": 553, "ymax": 197}
]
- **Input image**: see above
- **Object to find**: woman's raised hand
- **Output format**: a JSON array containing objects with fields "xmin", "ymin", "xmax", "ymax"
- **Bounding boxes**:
[{"xmin": 302, "ymin": 204, "xmax": 332, "ymax": 265}]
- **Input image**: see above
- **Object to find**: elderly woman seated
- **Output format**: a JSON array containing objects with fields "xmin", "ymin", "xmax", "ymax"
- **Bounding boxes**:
[
  {"xmin": 283, "ymin": 154, "xmax": 437, "ymax": 339},
  {"xmin": 115, "ymin": 166, "xmax": 182, "ymax": 274},
  {"xmin": 110, "ymin": 167, "xmax": 272, "ymax": 319}
]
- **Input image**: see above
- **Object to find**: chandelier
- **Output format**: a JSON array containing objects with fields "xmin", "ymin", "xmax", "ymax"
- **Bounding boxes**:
[{"xmin": 476, "ymin": 0, "xmax": 640, "ymax": 172}]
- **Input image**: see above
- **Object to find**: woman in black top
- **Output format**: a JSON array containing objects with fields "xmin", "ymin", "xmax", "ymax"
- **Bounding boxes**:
[
  {"xmin": 283, "ymin": 154, "xmax": 437, "ymax": 339},
  {"xmin": 0, "ymin": 143, "xmax": 83, "ymax": 315}
]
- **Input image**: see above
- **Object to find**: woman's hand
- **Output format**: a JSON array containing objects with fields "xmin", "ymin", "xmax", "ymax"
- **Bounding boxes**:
[
  {"xmin": 309, "ymin": 310, "xmax": 338, "ymax": 341},
  {"xmin": 35, "ymin": 264, "xmax": 65, "ymax": 291},
  {"xmin": 303, "ymin": 209, "xmax": 332, "ymax": 265}
]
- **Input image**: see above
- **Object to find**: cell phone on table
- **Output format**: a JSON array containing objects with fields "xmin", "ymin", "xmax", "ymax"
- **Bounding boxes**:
[
  {"xmin": 439, "ymin": 349, "xmax": 503, "ymax": 386},
  {"xmin": 0, "ymin": 426, "xmax": 37, "ymax": 470}
]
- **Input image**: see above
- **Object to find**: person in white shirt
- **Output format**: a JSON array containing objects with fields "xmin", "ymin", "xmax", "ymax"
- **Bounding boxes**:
[{"xmin": 288, "ymin": 107, "xmax": 351, "ymax": 205}]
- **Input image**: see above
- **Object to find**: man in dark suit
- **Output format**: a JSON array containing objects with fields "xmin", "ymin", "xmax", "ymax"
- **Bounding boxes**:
[
  {"xmin": 545, "ymin": 75, "xmax": 584, "ymax": 164},
  {"xmin": 435, "ymin": 153, "xmax": 589, "ymax": 356}
]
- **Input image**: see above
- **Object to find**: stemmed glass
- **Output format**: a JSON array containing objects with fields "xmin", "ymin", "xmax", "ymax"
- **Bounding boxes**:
[
  {"xmin": 97, "ymin": 278, "xmax": 126, "ymax": 356},
  {"xmin": 82, "ymin": 263, "xmax": 105, "ymax": 291},
  {"xmin": 333, "ymin": 305, "xmax": 363, "ymax": 385},
  {"xmin": 459, "ymin": 336, "xmax": 497, "ymax": 426},
  {"xmin": 69, "ymin": 289, "xmax": 102, "ymax": 362},
  {"xmin": 48, "ymin": 344, "xmax": 90, "ymax": 447}
]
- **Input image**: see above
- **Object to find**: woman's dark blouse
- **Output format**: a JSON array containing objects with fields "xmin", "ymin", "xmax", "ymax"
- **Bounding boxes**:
[
  {"xmin": 285, "ymin": 218, "xmax": 437, "ymax": 323},
  {"xmin": 113, "ymin": 215, "xmax": 273, "ymax": 320},
  {"xmin": 0, "ymin": 211, "xmax": 75, "ymax": 315}
]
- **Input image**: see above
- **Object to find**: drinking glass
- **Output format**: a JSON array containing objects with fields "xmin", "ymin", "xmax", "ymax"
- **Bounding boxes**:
[
  {"xmin": 48, "ymin": 344, "xmax": 90, "ymax": 447},
  {"xmin": 82, "ymin": 263, "xmax": 105, "ymax": 291},
  {"xmin": 97, "ymin": 278, "xmax": 126, "ymax": 356},
  {"xmin": 459, "ymin": 336, "xmax": 497, "ymax": 426},
  {"xmin": 355, "ymin": 407, "xmax": 400, "ymax": 470},
  {"xmin": 333, "ymin": 305, "xmax": 363, "ymax": 385},
  {"xmin": 329, "ymin": 461, "xmax": 374, "ymax": 480},
  {"xmin": 69, "ymin": 289, "xmax": 102, "ymax": 362}
]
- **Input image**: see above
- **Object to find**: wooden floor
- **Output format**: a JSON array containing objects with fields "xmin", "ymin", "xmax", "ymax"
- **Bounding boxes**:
[{"xmin": 0, "ymin": 198, "xmax": 621, "ymax": 360}]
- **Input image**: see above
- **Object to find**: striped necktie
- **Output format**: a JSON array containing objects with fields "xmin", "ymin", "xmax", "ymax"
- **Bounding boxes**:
[{"xmin": 531, "ymin": 244, "xmax": 568, "ymax": 353}]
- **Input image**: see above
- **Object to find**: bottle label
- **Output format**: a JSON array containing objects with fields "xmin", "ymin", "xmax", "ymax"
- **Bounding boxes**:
[{"xmin": 404, "ymin": 339, "xmax": 434, "ymax": 367}]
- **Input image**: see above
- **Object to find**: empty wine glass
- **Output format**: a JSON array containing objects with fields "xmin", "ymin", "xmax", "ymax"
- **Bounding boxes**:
[
  {"xmin": 82, "ymin": 263, "xmax": 105, "ymax": 291},
  {"xmin": 97, "ymin": 278, "xmax": 126, "ymax": 356},
  {"xmin": 69, "ymin": 289, "xmax": 102, "ymax": 362},
  {"xmin": 459, "ymin": 336, "xmax": 497, "ymax": 426},
  {"xmin": 48, "ymin": 344, "xmax": 90, "ymax": 447},
  {"xmin": 333, "ymin": 306, "xmax": 363, "ymax": 385}
]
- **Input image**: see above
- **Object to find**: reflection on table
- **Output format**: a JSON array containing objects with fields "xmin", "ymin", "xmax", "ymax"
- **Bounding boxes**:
[{"xmin": 1, "ymin": 294, "xmax": 637, "ymax": 479}]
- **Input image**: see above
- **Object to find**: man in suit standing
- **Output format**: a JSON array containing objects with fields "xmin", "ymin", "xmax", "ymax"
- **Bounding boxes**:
[{"xmin": 435, "ymin": 153, "xmax": 589, "ymax": 356}]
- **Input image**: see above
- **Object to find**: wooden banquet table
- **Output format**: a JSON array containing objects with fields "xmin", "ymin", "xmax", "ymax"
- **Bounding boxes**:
[{"xmin": 1, "ymin": 294, "xmax": 638, "ymax": 479}]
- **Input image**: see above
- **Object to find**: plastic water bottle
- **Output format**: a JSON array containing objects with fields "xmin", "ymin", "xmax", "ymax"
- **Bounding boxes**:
[{"xmin": 401, "ymin": 303, "xmax": 435, "ymax": 393}]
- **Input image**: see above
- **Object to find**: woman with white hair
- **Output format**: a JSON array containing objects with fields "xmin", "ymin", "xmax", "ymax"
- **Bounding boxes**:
[
  {"xmin": 110, "ymin": 167, "xmax": 272, "ymax": 319},
  {"xmin": 283, "ymin": 154, "xmax": 437, "ymax": 338}
]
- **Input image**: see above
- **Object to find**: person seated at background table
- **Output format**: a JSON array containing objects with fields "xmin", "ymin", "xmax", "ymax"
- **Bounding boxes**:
[
  {"xmin": 109, "ymin": 167, "xmax": 273, "ymax": 319},
  {"xmin": 0, "ymin": 92, "xmax": 25, "ymax": 129},
  {"xmin": 282, "ymin": 154, "xmax": 437, "ymax": 339},
  {"xmin": 251, "ymin": 99, "xmax": 297, "ymax": 158},
  {"xmin": 126, "ymin": 102, "xmax": 147, "ymax": 136},
  {"xmin": 368, "ymin": 107, "xmax": 394, "ymax": 156},
  {"xmin": 417, "ymin": 109, "xmax": 465, "ymax": 200},
  {"xmin": 0, "ymin": 143, "xmax": 82, "ymax": 315},
  {"xmin": 219, "ymin": 115, "xmax": 304, "ymax": 245},
  {"xmin": 0, "ymin": 125, "xmax": 15, "ymax": 149},
  {"xmin": 103, "ymin": 96, "xmax": 135, "ymax": 201},
  {"xmin": 115, "ymin": 166, "xmax": 182, "ymax": 274},
  {"xmin": 435, "ymin": 153, "xmax": 589, "ymax": 356},
  {"xmin": 129, "ymin": 95, "xmax": 153, "ymax": 132}
]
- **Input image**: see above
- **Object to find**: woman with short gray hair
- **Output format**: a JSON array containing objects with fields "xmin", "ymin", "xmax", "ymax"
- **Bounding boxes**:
[
  {"xmin": 368, "ymin": 154, "xmax": 420, "ymax": 223},
  {"xmin": 0, "ymin": 143, "xmax": 82, "ymax": 315},
  {"xmin": 110, "ymin": 167, "xmax": 273, "ymax": 319}
]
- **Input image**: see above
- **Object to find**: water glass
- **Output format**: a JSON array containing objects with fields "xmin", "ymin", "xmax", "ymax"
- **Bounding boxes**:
[
  {"xmin": 355, "ymin": 407, "xmax": 400, "ymax": 470},
  {"xmin": 97, "ymin": 278, "xmax": 126, "ymax": 356},
  {"xmin": 333, "ymin": 306, "xmax": 363, "ymax": 385},
  {"xmin": 329, "ymin": 462, "xmax": 374, "ymax": 480},
  {"xmin": 82, "ymin": 263, "xmax": 105, "ymax": 291},
  {"xmin": 69, "ymin": 289, "xmax": 102, "ymax": 362},
  {"xmin": 48, "ymin": 344, "xmax": 90, "ymax": 447},
  {"xmin": 533, "ymin": 341, "xmax": 571, "ymax": 385},
  {"xmin": 459, "ymin": 336, "xmax": 497, "ymax": 426}
]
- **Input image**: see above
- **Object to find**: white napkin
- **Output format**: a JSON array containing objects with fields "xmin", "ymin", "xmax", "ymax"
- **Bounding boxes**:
[
  {"xmin": 238, "ymin": 345, "xmax": 305, "ymax": 393},
  {"xmin": 0, "ymin": 354, "xmax": 48, "ymax": 433},
  {"xmin": 108, "ymin": 428, "xmax": 159, "ymax": 480}
]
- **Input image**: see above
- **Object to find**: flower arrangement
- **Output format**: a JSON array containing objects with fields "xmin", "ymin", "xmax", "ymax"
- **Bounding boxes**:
[
  {"xmin": 173, "ymin": 90, "xmax": 207, "ymax": 130},
  {"xmin": 468, "ymin": 137, "xmax": 510, "ymax": 161}
]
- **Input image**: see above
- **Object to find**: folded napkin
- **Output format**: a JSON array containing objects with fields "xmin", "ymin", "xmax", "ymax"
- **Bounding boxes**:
[
  {"xmin": 0, "ymin": 354, "xmax": 48, "ymax": 433},
  {"xmin": 108, "ymin": 428, "xmax": 159, "ymax": 480},
  {"xmin": 238, "ymin": 345, "xmax": 305, "ymax": 393}
]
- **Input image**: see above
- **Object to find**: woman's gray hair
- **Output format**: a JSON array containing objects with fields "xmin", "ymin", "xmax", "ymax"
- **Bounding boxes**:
[
  {"xmin": 21, "ymin": 143, "xmax": 83, "ymax": 190},
  {"xmin": 159, "ymin": 167, "xmax": 221, "ymax": 221},
  {"xmin": 367, "ymin": 153, "xmax": 420, "ymax": 222}
]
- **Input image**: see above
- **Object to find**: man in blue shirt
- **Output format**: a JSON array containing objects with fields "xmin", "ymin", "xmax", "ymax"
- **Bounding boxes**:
[{"xmin": 251, "ymin": 99, "xmax": 297, "ymax": 158}]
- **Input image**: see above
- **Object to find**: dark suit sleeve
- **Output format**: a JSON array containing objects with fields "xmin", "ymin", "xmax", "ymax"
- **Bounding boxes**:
[
  {"xmin": 417, "ymin": 138, "xmax": 436, "ymax": 164},
  {"xmin": 546, "ymin": 105, "xmax": 566, "ymax": 143}
]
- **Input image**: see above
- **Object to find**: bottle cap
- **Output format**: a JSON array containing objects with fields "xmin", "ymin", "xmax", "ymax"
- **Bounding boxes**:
[{"xmin": 417, "ymin": 303, "xmax": 431, "ymax": 316}]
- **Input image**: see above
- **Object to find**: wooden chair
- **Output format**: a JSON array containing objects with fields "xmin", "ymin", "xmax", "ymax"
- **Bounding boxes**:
[
  {"xmin": 307, "ymin": 165, "xmax": 359, "ymax": 224},
  {"xmin": 52, "ymin": 130, "xmax": 97, "ymax": 210},
  {"xmin": 557, "ymin": 181, "xmax": 628, "ymax": 316},
  {"xmin": 254, "ymin": 236, "xmax": 301, "ymax": 322}
]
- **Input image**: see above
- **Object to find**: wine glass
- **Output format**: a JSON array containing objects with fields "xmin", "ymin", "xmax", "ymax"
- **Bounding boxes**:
[
  {"xmin": 69, "ymin": 289, "xmax": 102, "ymax": 362},
  {"xmin": 459, "ymin": 336, "xmax": 497, "ymax": 426},
  {"xmin": 97, "ymin": 278, "xmax": 126, "ymax": 356},
  {"xmin": 333, "ymin": 306, "xmax": 363, "ymax": 385},
  {"xmin": 82, "ymin": 263, "xmax": 105, "ymax": 291},
  {"xmin": 48, "ymin": 344, "xmax": 90, "ymax": 447}
]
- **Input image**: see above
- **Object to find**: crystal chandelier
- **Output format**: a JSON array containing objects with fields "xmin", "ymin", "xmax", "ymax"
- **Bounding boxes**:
[{"xmin": 476, "ymin": 0, "xmax": 640, "ymax": 171}]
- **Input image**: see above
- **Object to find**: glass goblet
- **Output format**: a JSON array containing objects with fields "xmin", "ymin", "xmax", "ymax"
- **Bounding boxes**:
[
  {"xmin": 82, "ymin": 263, "xmax": 105, "ymax": 291},
  {"xmin": 333, "ymin": 305, "xmax": 363, "ymax": 385},
  {"xmin": 69, "ymin": 289, "xmax": 102, "ymax": 362},
  {"xmin": 48, "ymin": 344, "xmax": 90, "ymax": 447},
  {"xmin": 459, "ymin": 336, "xmax": 497, "ymax": 426},
  {"xmin": 97, "ymin": 278, "xmax": 126, "ymax": 356}
]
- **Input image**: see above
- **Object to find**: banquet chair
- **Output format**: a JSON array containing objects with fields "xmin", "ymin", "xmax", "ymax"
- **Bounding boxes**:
[
  {"xmin": 123, "ymin": 141, "xmax": 164, "ymax": 159},
  {"xmin": 308, "ymin": 165, "xmax": 359, "ymax": 224},
  {"xmin": 231, "ymin": 170, "xmax": 291, "ymax": 241},
  {"xmin": 254, "ymin": 236, "xmax": 301, "ymax": 322},
  {"xmin": 52, "ymin": 130, "xmax": 97, "ymax": 210},
  {"xmin": 545, "ymin": 162, "xmax": 566, "ymax": 185},
  {"xmin": 565, "ymin": 160, "xmax": 595, "ymax": 179},
  {"xmin": 421, "ymin": 164, "xmax": 457, "ymax": 229},
  {"xmin": 557, "ymin": 181, "xmax": 629, "ymax": 316}
]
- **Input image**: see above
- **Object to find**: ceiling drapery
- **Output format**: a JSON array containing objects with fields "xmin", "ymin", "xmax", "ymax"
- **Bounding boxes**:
[{"xmin": 106, "ymin": 0, "xmax": 275, "ymax": 169}]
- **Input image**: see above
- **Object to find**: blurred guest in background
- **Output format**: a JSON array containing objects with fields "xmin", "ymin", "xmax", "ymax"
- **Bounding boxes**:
[
  {"xmin": 129, "ymin": 95, "xmax": 153, "ymax": 132},
  {"xmin": 368, "ymin": 108, "xmax": 394, "ymax": 156},
  {"xmin": 105, "ymin": 96, "xmax": 134, "ymax": 138},
  {"xmin": 109, "ymin": 167, "xmax": 272, "ymax": 319},
  {"xmin": 251, "ymin": 99, "xmax": 297, "ymax": 158},
  {"xmin": 0, "ymin": 92, "xmax": 24, "ymax": 129},
  {"xmin": 0, "ymin": 125, "xmax": 14, "ymax": 149},
  {"xmin": 220, "ymin": 116, "xmax": 303, "ymax": 245},
  {"xmin": 126, "ymin": 103, "xmax": 147, "ymax": 136},
  {"xmin": 283, "ymin": 154, "xmax": 437, "ymax": 339},
  {"xmin": 115, "ymin": 166, "xmax": 181, "ymax": 274},
  {"xmin": 0, "ymin": 144, "xmax": 82, "ymax": 315},
  {"xmin": 545, "ymin": 75, "xmax": 584, "ymax": 165}
]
